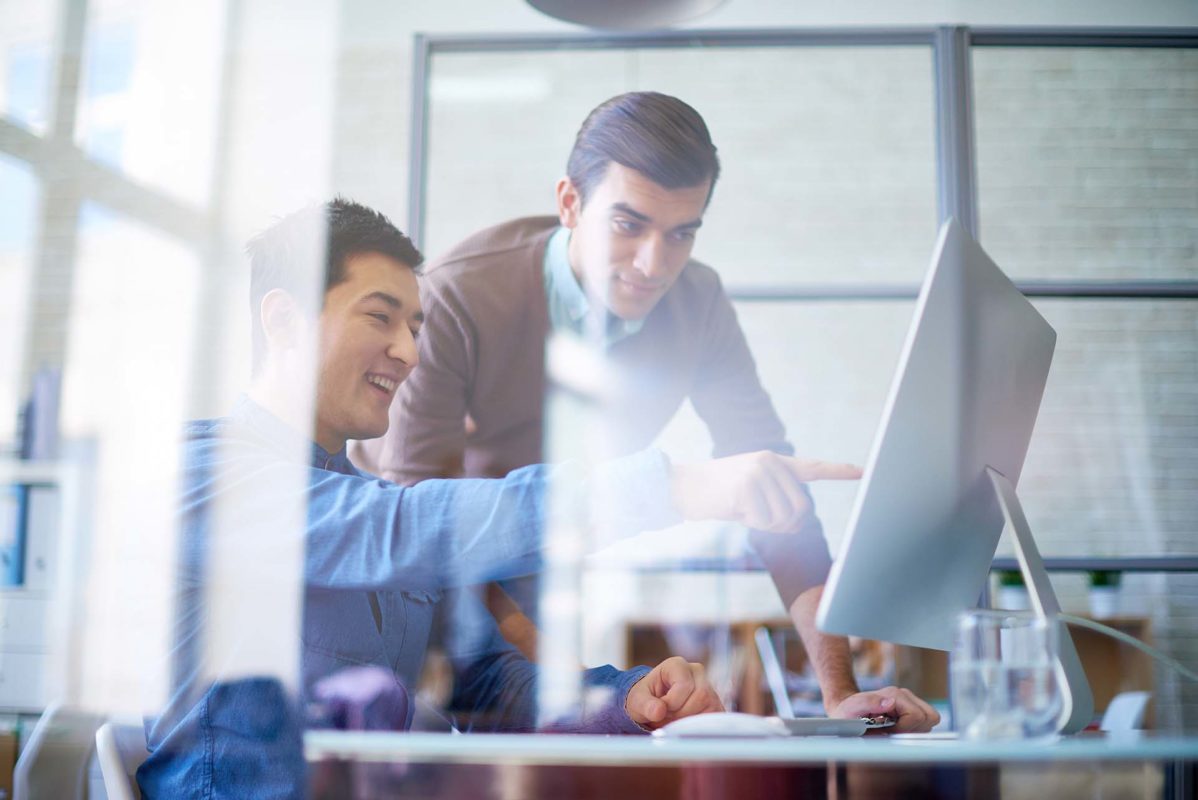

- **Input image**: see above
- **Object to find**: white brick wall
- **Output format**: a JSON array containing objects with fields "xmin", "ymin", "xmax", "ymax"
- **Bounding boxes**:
[
  {"xmin": 973, "ymin": 47, "xmax": 1198, "ymax": 726},
  {"xmin": 975, "ymin": 47, "xmax": 1198, "ymax": 281}
]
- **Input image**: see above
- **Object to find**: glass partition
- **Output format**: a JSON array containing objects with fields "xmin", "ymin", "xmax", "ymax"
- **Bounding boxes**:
[
  {"xmin": 2, "ymin": 13, "xmax": 1196, "ymax": 791},
  {"xmin": 0, "ymin": 1, "xmax": 59, "ymax": 134},
  {"xmin": 76, "ymin": 0, "xmax": 228, "ymax": 206},
  {"xmin": 426, "ymin": 45, "xmax": 939, "ymax": 286},
  {"xmin": 0, "ymin": 155, "xmax": 39, "ymax": 448},
  {"xmin": 975, "ymin": 47, "xmax": 1198, "ymax": 281}
]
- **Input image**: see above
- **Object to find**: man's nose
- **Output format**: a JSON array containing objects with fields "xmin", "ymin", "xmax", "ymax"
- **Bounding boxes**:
[
  {"xmin": 632, "ymin": 235, "xmax": 667, "ymax": 280},
  {"xmin": 389, "ymin": 329, "xmax": 420, "ymax": 369}
]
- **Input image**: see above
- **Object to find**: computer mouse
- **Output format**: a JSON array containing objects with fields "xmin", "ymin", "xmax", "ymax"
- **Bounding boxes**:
[{"xmin": 651, "ymin": 712, "xmax": 790, "ymax": 738}]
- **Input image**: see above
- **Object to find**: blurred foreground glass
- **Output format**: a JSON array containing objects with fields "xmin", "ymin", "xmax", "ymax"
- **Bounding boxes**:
[
  {"xmin": 75, "ymin": 0, "xmax": 227, "ymax": 206},
  {"xmin": 0, "ymin": 1, "xmax": 59, "ymax": 133},
  {"xmin": 58, "ymin": 202, "xmax": 201, "ymax": 710},
  {"xmin": 951, "ymin": 610, "xmax": 1062, "ymax": 741},
  {"xmin": 0, "ymin": 155, "xmax": 39, "ymax": 448}
]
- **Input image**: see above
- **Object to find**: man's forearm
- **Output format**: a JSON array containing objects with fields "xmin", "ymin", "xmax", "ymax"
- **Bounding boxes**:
[{"xmin": 789, "ymin": 583, "xmax": 859, "ymax": 712}]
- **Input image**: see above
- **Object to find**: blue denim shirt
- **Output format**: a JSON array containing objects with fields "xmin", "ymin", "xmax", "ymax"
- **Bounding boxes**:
[{"xmin": 137, "ymin": 397, "xmax": 672, "ymax": 798}]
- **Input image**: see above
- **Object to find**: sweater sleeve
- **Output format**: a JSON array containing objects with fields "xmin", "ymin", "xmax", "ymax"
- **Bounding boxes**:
[
  {"xmin": 689, "ymin": 275, "xmax": 792, "ymax": 459},
  {"xmin": 687, "ymin": 274, "xmax": 832, "ymax": 604}
]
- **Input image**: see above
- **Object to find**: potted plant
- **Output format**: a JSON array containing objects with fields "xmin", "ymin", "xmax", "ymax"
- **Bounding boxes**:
[
  {"xmin": 1088, "ymin": 570, "xmax": 1122, "ymax": 618},
  {"xmin": 995, "ymin": 569, "xmax": 1030, "ymax": 610}
]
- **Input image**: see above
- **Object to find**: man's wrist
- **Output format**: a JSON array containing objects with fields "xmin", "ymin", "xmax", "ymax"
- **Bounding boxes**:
[
  {"xmin": 668, "ymin": 460, "xmax": 696, "ymax": 520},
  {"xmin": 822, "ymin": 684, "xmax": 860, "ymax": 713}
]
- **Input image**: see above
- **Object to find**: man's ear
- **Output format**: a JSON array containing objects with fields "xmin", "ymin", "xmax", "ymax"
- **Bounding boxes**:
[
  {"xmin": 259, "ymin": 288, "xmax": 303, "ymax": 353},
  {"xmin": 555, "ymin": 176, "xmax": 582, "ymax": 229}
]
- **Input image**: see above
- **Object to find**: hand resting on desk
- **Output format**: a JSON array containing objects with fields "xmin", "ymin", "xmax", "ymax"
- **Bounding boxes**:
[
  {"xmin": 625, "ymin": 656, "xmax": 725, "ymax": 729},
  {"xmin": 828, "ymin": 685, "xmax": 940, "ymax": 733}
]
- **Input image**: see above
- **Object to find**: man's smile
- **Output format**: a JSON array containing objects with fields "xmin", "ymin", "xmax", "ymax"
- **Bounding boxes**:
[
  {"xmin": 615, "ymin": 274, "xmax": 663, "ymax": 294},
  {"xmin": 366, "ymin": 372, "xmax": 399, "ymax": 396}
]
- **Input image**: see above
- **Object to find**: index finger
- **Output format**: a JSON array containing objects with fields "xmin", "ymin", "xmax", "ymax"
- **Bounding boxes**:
[{"xmin": 786, "ymin": 459, "xmax": 864, "ymax": 482}]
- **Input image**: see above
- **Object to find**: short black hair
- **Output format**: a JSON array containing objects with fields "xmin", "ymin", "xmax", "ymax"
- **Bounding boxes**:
[
  {"xmin": 245, "ymin": 197, "xmax": 423, "ymax": 375},
  {"xmin": 566, "ymin": 92, "xmax": 720, "ymax": 206}
]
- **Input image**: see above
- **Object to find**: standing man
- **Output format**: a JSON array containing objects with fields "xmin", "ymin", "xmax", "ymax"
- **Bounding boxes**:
[{"xmin": 356, "ymin": 93, "xmax": 939, "ymax": 731}]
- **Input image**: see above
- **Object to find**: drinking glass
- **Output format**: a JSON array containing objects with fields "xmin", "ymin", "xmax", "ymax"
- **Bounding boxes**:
[{"xmin": 950, "ymin": 610, "xmax": 1063, "ymax": 741}]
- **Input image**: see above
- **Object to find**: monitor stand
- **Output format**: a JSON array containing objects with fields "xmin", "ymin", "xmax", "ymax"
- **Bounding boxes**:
[{"xmin": 986, "ymin": 467, "xmax": 1095, "ymax": 734}]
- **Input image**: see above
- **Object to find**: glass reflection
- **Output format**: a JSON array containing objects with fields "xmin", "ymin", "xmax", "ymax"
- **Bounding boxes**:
[
  {"xmin": 60, "ymin": 201, "xmax": 201, "ymax": 710},
  {"xmin": 76, "ymin": 0, "xmax": 227, "ymax": 206},
  {"xmin": 0, "ymin": 155, "xmax": 39, "ymax": 448},
  {"xmin": 0, "ymin": 1, "xmax": 59, "ymax": 133}
]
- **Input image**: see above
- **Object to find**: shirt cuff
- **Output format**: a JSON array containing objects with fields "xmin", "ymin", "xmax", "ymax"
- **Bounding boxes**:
[
  {"xmin": 589, "ymin": 449, "xmax": 683, "ymax": 535},
  {"xmin": 610, "ymin": 665, "xmax": 654, "ymax": 735},
  {"xmin": 543, "ymin": 665, "xmax": 652, "ymax": 735}
]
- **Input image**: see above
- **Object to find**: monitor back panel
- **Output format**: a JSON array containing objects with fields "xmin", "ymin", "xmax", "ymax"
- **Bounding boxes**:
[{"xmin": 817, "ymin": 219, "xmax": 1056, "ymax": 651}]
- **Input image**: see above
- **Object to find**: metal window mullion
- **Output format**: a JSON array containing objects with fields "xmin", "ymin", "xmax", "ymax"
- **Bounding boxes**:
[
  {"xmin": 422, "ymin": 27, "xmax": 937, "ymax": 54},
  {"xmin": 990, "ymin": 557, "xmax": 1198, "ymax": 573},
  {"xmin": 725, "ymin": 281, "xmax": 1198, "ymax": 302},
  {"xmin": 933, "ymin": 25, "xmax": 978, "ymax": 238},
  {"xmin": 0, "ymin": 119, "xmax": 53, "ymax": 165},
  {"xmin": 49, "ymin": 0, "xmax": 88, "ymax": 145},
  {"xmin": 21, "ymin": 0, "xmax": 90, "ymax": 393},
  {"xmin": 408, "ymin": 34, "xmax": 431, "ymax": 250},
  {"xmin": 969, "ymin": 27, "xmax": 1198, "ymax": 48}
]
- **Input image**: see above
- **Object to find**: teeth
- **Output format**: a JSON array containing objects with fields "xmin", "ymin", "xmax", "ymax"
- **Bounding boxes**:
[{"xmin": 367, "ymin": 375, "xmax": 396, "ymax": 393}]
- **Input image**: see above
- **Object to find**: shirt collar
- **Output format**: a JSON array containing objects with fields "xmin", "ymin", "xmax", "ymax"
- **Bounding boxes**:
[
  {"xmin": 542, "ymin": 226, "xmax": 644, "ymax": 347},
  {"xmin": 230, "ymin": 394, "xmax": 356, "ymax": 474}
]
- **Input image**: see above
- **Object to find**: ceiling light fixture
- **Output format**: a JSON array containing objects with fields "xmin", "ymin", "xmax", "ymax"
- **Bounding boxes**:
[{"xmin": 527, "ymin": 0, "xmax": 728, "ymax": 31}]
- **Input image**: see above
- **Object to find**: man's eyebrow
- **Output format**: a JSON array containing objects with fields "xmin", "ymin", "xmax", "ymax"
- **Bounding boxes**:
[
  {"xmin": 610, "ymin": 202, "xmax": 703, "ymax": 231},
  {"xmin": 359, "ymin": 291, "xmax": 401, "ymax": 309},
  {"xmin": 610, "ymin": 202, "xmax": 651, "ymax": 223},
  {"xmin": 359, "ymin": 291, "xmax": 423, "ymax": 323}
]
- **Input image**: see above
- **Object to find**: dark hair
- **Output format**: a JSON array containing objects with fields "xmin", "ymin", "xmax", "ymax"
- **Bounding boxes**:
[
  {"xmin": 566, "ymin": 91, "xmax": 720, "ymax": 206},
  {"xmin": 245, "ymin": 197, "xmax": 423, "ymax": 375}
]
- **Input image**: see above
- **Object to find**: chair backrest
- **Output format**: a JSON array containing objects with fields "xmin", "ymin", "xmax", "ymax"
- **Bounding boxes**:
[
  {"xmin": 1100, "ymin": 690, "xmax": 1152, "ymax": 732},
  {"xmin": 94, "ymin": 721, "xmax": 148, "ymax": 800},
  {"xmin": 14, "ymin": 703, "xmax": 105, "ymax": 800}
]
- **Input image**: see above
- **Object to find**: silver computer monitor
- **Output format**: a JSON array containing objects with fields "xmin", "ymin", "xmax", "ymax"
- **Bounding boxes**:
[{"xmin": 816, "ymin": 218, "xmax": 1056, "ymax": 652}]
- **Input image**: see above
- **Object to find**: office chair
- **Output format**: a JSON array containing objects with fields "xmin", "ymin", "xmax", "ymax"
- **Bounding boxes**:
[
  {"xmin": 95, "ymin": 720, "xmax": 147, "ymax": 800},
  {"xmin": 1100, "ymin": 691, "xmax": 1152, "ymax": 732},
  {"xmin": 13, "ymin": 702, "xmax": 104, "ymax": 800}
]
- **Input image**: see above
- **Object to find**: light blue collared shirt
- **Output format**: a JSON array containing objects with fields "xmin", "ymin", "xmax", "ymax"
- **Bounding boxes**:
[
  {"xmin": 138, "ymin": 396, "xmax": 676, "ymax": 798},
  {"xmin": 542, "ymin": 226, "xmax": 644, "ymax": 347}
]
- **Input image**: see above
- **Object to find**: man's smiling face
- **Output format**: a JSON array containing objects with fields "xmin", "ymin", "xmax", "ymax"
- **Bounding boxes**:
[
  {"xmin": 560, "ymin": 162, "xmax": 710, "ymax": 322},
  {"xmin": 313, "ymin": 251, "xmax": 422, "ymax": 453}
]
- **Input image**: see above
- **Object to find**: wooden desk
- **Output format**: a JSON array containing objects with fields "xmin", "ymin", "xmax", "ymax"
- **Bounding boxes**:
[{"xmin": 306, "ymin": 731, "xmax": 1198, "ymax": 800}]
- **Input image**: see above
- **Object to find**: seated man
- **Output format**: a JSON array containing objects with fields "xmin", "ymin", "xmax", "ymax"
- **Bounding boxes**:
[
  {"xmin": 138, "ymin": 198, "xmax": 864, "ymax": 798},
  {"xmin": 357, "ymin": 91, "xmax": 941, "ymax": 731}
]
